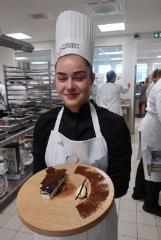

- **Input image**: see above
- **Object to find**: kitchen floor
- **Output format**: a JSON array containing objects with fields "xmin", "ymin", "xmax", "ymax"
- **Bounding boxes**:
[{"xmin": 0, "ymin": 118, "xmax": 161, "ymax": 240}]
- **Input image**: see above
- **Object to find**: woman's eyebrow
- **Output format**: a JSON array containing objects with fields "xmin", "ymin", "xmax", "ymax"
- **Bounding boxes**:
[
  {"xmin": 56, "ymin": 72, "xmax": 66, "ymax": 75},
  {"xmin": 73, "ymin": 70, "xmax": 87, "ymax": 74},
  {"xmin": 56, "ymin": 71, "xmax": 87, "ymax": 76},
  {"xmin": 72, "ymin": 71, "xmax": 87, "ymax": 75}
]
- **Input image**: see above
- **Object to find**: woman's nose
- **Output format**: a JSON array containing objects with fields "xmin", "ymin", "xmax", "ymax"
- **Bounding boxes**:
[{"xmin": 66, "ymin": 78, "xmax": 75, "ymax": 89}]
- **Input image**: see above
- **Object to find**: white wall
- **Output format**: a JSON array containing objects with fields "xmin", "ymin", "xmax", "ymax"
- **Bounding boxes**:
[
  {"xmin": 32, "ymin": 40, "xmax": 55, "ymax": 64},
  {"xmin": 0, "ymin": 46, "xmax": 15, "ymax": 83}
]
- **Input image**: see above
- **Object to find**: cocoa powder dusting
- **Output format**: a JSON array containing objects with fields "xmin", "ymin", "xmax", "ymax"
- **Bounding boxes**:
[
  {"xmin": 75, "ymin": 166, "xmax": 109, "ymax": 218},
  {"xmin": 56, "ymin": 181, "xmax": 76, "ymax": 197}
]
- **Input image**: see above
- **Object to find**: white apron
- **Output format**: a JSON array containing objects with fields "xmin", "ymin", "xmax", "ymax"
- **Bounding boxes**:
[
  {"xmin": 34, "ymin": 103, "xmax": 117, "ymax": 240},
  {"xmin": 140, "ymin": 112, "xmax": 161, "ymax": 182}
]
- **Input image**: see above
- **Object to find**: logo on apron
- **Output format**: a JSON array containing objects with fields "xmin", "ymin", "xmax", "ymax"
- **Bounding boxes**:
[
  {"xmin": 66, "ymin": 154, "xmax": 79, "ymax": 163},
  {"xmin": 57, "ymin": 140, "xmax": 64, "ymax": 147}
]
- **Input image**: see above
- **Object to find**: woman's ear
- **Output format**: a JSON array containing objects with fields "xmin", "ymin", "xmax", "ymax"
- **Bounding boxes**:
[{"xmin": 91, "ymin": 73, "xmax": 95, "ymax": 85}]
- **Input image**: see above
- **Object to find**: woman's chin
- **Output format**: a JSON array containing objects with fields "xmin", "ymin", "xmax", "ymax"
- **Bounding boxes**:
[{"xmin": 64, "ymin": 100, "xmax": 81, "ymax": 112}]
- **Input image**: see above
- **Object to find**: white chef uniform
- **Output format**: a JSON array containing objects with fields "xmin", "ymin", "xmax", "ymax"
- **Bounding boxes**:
[
  {"xmin": 33, "ymin": 103, "xmax": 117, "ymax": 240},
  {"xmin": 140, "ymin": 79, "xmax": 161, "ymax": 182},
  {"xmin": 96, "ymin": 81, "xmax": 129, "ymax": 116}
]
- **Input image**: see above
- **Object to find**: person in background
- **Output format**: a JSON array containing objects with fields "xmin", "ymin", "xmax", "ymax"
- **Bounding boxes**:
[
  {"xmin": 0, "ymin": 80, "xmax": 7, "ymax": 117},
  {"xmin": 33, "ymin": 10, "xmax": 132, "ymax": 240},
  {"xmin": 132, "ymin": 69, "xmax": 161, "ymax": 217},
  {"xmin": 138, "ymin": 76, "xmax": 150, "ymax": 117},
  {"xmin": 96, "ymin": 70, "xmax": 130, "ymax": 116},
  {"xmin": 146, "ymin": 69, "xmax": 161, "ymax": 99}
]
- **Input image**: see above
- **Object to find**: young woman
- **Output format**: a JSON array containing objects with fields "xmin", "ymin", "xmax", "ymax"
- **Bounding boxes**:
[{"xmin": 33, "ymin": 10, "xmax": 132, "ymax": 240}]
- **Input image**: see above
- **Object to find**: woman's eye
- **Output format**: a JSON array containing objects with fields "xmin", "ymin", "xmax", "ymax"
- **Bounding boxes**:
[
  {"xmin": 56, "ymin": 76, "xmax": 67, "ymax": 81},
  {"xmin": 74, "ymin": 75, "xmax": 86, "ymax": 81}
]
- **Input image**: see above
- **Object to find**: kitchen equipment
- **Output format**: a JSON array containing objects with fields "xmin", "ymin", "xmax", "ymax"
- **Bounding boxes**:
[
  {"xmin": 0, "ymin": 129, "xmax": 8, "ymax": 140},
  {"xmin": 0, "ymin": 34, "xmax": 34, "ymax": 52},
  {"xmin": 0, "ymin": 118, "xmax": 32, "ymax": 132},
  {"xmin": 0, "ymin": 155, "xmax": 8, "ymax": 198},
  {"xmin": 2, "ymin": 142, "xmax": 23, "ymax": 180},
  {"xmin": 147, "ymin": 150, "xmax": 161, "ymax": 175}
]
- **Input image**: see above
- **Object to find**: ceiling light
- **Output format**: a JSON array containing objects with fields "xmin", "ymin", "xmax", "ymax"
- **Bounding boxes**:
[
  {"xmin": 31, "ymin": 62, "xmax": 48, "ymax": 65},
  {"xmin": 157, "ymin": 56, "xmax": 161, "ymax": 58},
  {"xmin": 15, "ymin": 57, "xmax": 28, "ymax": 60},
  {"xmin": 110, "ymin": 57, "xmax": 122, "ymax": 60},
  {"xmin": 98, "ymin": 22, "xmax": 125, "ymax": 32},
  {"xmin": 6, "ymin": 33, "xmax": 32, "ymax": 40},
  {"xmin": 99, "ymin": 51, "xmax": 122, "ymax": 55}
]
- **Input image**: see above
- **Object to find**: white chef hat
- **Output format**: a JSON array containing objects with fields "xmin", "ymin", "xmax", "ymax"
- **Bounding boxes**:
[{"xmin": 55, "ymin": 10, "xmax": 95, "ymax": 65}]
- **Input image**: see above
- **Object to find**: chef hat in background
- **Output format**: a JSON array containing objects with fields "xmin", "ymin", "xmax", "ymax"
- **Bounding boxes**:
[{"xmin": 55, "ymin": 10, "xmax": 95, "ymax": 65}]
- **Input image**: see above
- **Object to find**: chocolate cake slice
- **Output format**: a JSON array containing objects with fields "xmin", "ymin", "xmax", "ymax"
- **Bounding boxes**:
[{"xmin": 40, "ymin": 167, "xmax": 67, "ymax": 199}]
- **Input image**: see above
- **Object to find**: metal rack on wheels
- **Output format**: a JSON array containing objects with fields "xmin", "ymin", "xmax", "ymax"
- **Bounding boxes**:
[{"xmin": 3, "ymin": 63, "xmax": 59, "ymax": 115}]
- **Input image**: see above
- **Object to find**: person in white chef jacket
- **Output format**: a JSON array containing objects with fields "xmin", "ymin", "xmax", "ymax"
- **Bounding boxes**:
[
  {"xmin": 146, "ymin": 69, "xmax": 161, "ymax": 99},
  {"xmin": 33, "ymin": 10, "xmax": 132, "ymax": 240},
  {"xmin": 0, "ymin": 81, "xmax": 7, "ymax": 116},
  {"xmin": 137, "ymin": 73, "xmax": 161, "ymax": 216},
  {"xmin": 96, "ymin": 70, "xmax": 130, "ymax": 116}
]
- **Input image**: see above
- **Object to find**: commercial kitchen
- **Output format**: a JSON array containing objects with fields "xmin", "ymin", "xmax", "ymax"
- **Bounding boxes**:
[{"xmin": 0, "ymin": 1, "xmax": 161, "ymax": 240}]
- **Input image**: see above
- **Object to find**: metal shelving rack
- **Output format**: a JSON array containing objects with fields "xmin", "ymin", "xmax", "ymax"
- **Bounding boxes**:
[
  {"xmin": 3, "ymin": 63, "xmax": 63, "ymax": 115},
  {"xmin": 0, "ymin": 63, "xmax": 63, "ymax": 210}
]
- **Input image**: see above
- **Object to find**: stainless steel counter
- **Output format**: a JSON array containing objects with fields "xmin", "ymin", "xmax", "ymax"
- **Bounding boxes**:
[{"xmin": 0, "ymin": 125, "xmax": 34, "ymax": 148}]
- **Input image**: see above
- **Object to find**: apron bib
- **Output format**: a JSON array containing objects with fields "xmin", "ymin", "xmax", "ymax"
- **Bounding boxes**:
[
  {"xmin": 45, "ymin": 103, "xmax": 107, "ymax": 171},
  {"xmin": 34, "ymin": 103, "xmax": 117, "ymax": 240}
]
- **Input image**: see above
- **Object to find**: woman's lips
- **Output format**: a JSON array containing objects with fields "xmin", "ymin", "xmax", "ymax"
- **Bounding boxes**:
[{"xmin": 64, "ymin": 93, "xmax": 80, "ymax": 97}]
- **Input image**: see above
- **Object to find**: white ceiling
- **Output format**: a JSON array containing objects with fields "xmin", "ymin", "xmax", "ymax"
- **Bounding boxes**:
[
  {"xmin": 0, "ymin": 0, "xmax": 161, "ymax": 42},
  {"xmin": 0, "ymin": 0, "xmax": 161, "ymax": 59}
]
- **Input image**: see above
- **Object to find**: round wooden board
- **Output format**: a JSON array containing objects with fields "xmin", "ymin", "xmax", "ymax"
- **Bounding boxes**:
[{"xmin": 16, "ymin": 163, "xmax": 114, "ymax": 237}]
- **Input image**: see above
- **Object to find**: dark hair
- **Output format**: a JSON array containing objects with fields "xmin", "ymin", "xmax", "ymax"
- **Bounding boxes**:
[
  {"xmin": 156, "ymin": 69, "xmax": 161, "ymax": 78},
  {"xmin": 150, "ymin": 69, "xmax": 161, "ymax": 83},
  {"xmin": 151, "ymin": 69, "xmax": 160, "ymax": 79},
  {"xmin": 106, "ymin": 70, "xmax": 116, "ymax": 82},
  {"xmin": 55, "ymin": 54, "xmax": 94, "ymax": 78}
]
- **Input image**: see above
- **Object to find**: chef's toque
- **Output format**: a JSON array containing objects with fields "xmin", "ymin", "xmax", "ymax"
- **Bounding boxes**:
[{"xmin": 55, "ymin": 10, "xmax": 95, "ymax": 65}]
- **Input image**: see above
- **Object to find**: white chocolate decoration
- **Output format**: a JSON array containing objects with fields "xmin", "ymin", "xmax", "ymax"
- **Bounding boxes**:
[{"xmin": 75, "ymin": 185, "xmax": 87, "ymax": 199}]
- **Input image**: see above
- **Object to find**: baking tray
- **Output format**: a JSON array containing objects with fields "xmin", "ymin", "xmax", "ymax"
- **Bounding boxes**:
[{"xmin": 0, "ymin": 119, "xmax": 32, "ymax": 132}]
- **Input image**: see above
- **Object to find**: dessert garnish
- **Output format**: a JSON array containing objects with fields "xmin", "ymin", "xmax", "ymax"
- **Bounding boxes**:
[{"xmin": 75, "ymin": 178, "xmax": 87, "ymax": 200}]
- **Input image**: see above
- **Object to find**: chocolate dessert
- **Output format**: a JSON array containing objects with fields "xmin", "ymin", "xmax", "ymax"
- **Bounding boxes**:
[{"xmin": 40, "ymin": 167, "xmax": 67, "ymax": 199}]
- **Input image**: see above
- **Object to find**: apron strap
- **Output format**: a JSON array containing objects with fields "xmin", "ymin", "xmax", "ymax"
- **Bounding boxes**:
[
  {"xmin": 54, "ymin": 103, "xmax": 102, "ymax": 137},
  {"xmin": 54, "ymin": 107, "xmax": 64, "ymax": 131},
  {"xmin": 89, "ymin": 103, "xmax": 102, "ymax": 137}
]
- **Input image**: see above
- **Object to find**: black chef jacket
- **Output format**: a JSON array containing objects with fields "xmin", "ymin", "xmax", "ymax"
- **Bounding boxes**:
[{"xmin": 33, "ymin": 100, "xmax": 132, "ymax": 198}]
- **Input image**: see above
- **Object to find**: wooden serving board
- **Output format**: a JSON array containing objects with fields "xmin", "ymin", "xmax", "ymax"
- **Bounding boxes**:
[{"xmin": 16, "ymin": 163, "xmax": 114, "ymax": 236}]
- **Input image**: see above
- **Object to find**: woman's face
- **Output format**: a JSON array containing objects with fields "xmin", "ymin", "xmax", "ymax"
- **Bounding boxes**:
[{"xmin": 55, "ymin": 55, "xmax": 94, "ymax": 112}]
